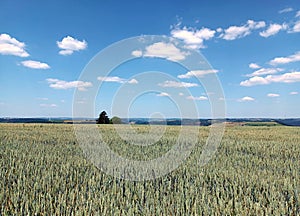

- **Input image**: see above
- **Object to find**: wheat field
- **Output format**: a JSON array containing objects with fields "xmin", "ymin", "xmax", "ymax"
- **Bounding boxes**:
[{"xmin": 0, "ymin": 123, "xmax": 299, "ymax": 215}]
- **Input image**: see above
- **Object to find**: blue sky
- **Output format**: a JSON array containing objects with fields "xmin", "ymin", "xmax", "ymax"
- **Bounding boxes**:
[{"xmin": 0, "ymin": 0, "xmax": 300, "ymax": 118}]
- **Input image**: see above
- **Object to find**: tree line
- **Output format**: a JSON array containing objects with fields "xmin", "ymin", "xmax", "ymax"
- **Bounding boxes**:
[{"xmin": 96, "ymin": 111, "xmax": 122, "ymax": 124}]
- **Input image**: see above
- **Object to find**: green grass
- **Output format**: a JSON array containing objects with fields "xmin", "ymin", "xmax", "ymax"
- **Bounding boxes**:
[
  {"xmin": 243, "ymin": 121, "xmax": 280, "ymax": 126},
  {"xmin": 0, "ymin": 123, "xmax": 299, "ymax": 215}
]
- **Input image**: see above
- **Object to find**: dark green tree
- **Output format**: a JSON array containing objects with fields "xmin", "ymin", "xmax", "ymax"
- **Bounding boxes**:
[
  {"xmin": 110, "ymin": 116, "xmax": 122, "ymax": 124},
  {"xmin": 96, "ymin": 111, "xmax": 110, "ymax": 124}
]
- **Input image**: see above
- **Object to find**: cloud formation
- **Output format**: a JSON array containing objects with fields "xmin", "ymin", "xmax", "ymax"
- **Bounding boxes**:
[
  {"xmin": 186, "ymin": 95, "xmax": 208, "ymax": 101},
  {"xmin": 171, "ymin": 26, "xmax": 215, "ymax": 49},
  {"xmin": 158, "ymin": 80, "xmax": 198, "ymax": 88},
  {"xmin": 97, "ymin": 76, "xmax": 138, "ymax": 84},
  {"xmin": 279, "ymin": 7, "xmax": 293, "ymax": 14},
  {"xmin": 168, "ymin": 17, "xmax": 297, "ymax": 51},
  {"xmin": 240, "ymin": 76, "xmax": 269, "ymax": 86},
  {"xmin": 247, "ymin": 68, "xmax": 284, "ymax": 77},
  {"xmin": 220, "ymin": 20, "xmax": 265, "ymax": 40},
  {"xmin": 259, "ymin": 23, "xmax": 287, "ymax": 37},
  {"xmin": 0, "ymin": 33, "xmax": 29, "ymax": 57},
  {"xmin": 249, "ymin": 63, "xmax": 261, "ymax": 69},
  {"xmin": 157, "ymin": 92, "xmax": 170, "ymax": 97},
  {"xmin": 131, "ymin": 50, "xmax": 142, "ymax": 57},
  {"xmin": 240, "ymin": 72, "xmax": 300, "ymax": 86},
  {"xmin": 267, "ymin": 93, "xmax": 280, "ymax": 97},
  {"xmin": 132, "ymin": 42, "xmax": 189, "ymax": 61},
  {"xmin": 269, "ymin": 52, "xmax": 300, "ymax": 65},
  {"xmin": 97, "ymin": 76, "xmax": 125, "ymax": 83},
  {"xmin": 290, "ymin": 91, "xmax": 298, "ymax": 95},
  {"xmin": 46, "ymin": 78, "xmax": 92, "ymax": 91},
  {"xmin": 291, "ymin": 20, "xmax": 300, "ymax": 33},
  {"xmin": 127, "ymin": 79, "xmax": 138, "ymax": 84},
  {"xmin": 21, "ymin": 60, "xmax": 50, "ymax": 69},
  {"xmin": 145, "ymin": 42, "xmax": 188, "ymax": 61},
  {"xmin": 239, "ymin": 96, "xmax": 255, "ymax": 102},
  {"xmin": 178, "ymin": 69, "xmax": 218, "ymax": 78},
  {"xmin": 57, "ymin": 36, "xmax": 87, "ymax": 55}
]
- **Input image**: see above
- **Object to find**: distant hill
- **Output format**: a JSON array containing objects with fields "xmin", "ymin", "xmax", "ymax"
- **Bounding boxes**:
[
  {"xmin": 0, "ymin": 118, "xmax": 52, "ymax": 123},
  {"xmin": 274, "ymin": 119, "xmax": 300, "ymax": 126}
]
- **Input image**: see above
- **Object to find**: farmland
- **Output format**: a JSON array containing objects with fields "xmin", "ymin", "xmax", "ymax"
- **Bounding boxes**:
[{"xmin": 0, "ymin": 123, "xmax": 299, "ymax": 215}]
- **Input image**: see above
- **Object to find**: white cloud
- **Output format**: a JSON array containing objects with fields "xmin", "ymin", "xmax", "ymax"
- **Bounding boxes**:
[
  {"xmin": 240, "ymin": 76, "xmax": 269, "ymax": 86},
  {"xmin": 268, "ymin": 72, "xmax": 300, "ymax": 83},
  {"xmin": 57, "ymin": 36, "xmax": 87, "ymax": 55},
  {"xmin": 97, "ymin": 76, "xmax": 125, "ymax": 83},
  {"xmin": 171, "ymin": 26, "xmax": 215, "ymax": 49},
  {"xmin": 127, "ymin": 78, "xmax": 138, "ymax": 84},
  {"xmin": 46, "ymin": 78, "xmax": 92, "ymax": 91},
  {"xmin": 131, "ymin": 50, "xmax": 142, "ymax": 57},
  {"xmin": 259, "ymin": 23, "xmax": 287, "ymax": 37},
  {"xmin": 143, "ymin": 42, "xmax": 189, "ymax": 61},
  {"xmin": 269, "ymin": 52, "xmax": 300, "ymax": 65},
  {"xmin": 0, "ymin": 33, "xmax": 29, "ymax": 57},
  {"xmin": 249, "ymin": 63, "xmax": 261, "ymax": 69},
  {"xmin": 247, "ymin": 20, "xmax": 267, "ymax": 29},
  {"xmin": 291, "ymin": 20, "xmax": 300, "ymax": 33},
  {"xmin": 295, "ymin": 10, "xmax": 300, "ymax": 17},
  {"xmin": 290, "ymin": 91, "xmax": 298, "ymax": 95},
  {"xmin": 40, "ymin": 103, "xmax": 57, "ymax": 108},
  {"xmin": 59, "ymin": 50, "xmax": 73, "ymax": 55},
  {"xmin": 267, "ymin": 93, "xmax": 280, "ymax": 97},
  {"xmin": 186, "ymin": 95, "xmax": 208, "ymax": 101},
  {"xmin": 240, "ymin": 72, "xmax": 300, "ymax": 86},
  {"xmin": 216, "ymin": 28, "xmax": 223, "ymax": 33},
  {"xmin": 157, "ymin": 92, "xmax": 170, "ymax": 97},
  {"xmin": 279, "ymin": 7, "xmax": 293, "ymax": 14},
  {"xmin": 21, "ymin": 60, "xmax": 50, "ymax": 69},
  {"xmin": 247, "ymin": 68, "xmax": 284, "ymax": 77},
  {"xmin": 220, "ymin": 20, "xmax": 266, "ymax": 40},
  {"xmin": 239, "ymin": 96, "xmax": 255, "ymax": 102},
  {"xmin": 179, "ymin": 92, "xmax": 184, "ymax": 96},
  {"xmin": 97, "ymin": 76, "xmax": 138, "ymax": 84},
  {"xmin": 159, "ymin": 80, "xmax": 198, "ymax": 88},
  {"xmin": 178, "ymin": 69, "xmax": 218, "ymax": 78}
]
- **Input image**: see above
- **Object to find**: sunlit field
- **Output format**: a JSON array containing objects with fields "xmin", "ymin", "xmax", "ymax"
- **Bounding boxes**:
[{"xmin": 1, "ymin": 123, "xmax": 299, "ymax": 215}]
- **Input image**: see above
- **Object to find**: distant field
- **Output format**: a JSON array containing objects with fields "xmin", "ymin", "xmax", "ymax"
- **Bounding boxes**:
[
  {"xmin": 0, "ymin": 124, "xmax": 299, "ymax": 215},
  {"xmin": 243, "ymin": 122, "xmax": 280, "ymax": 126},
  {"xmin": 230, "ymin": 122, "xmax": 281, "ymax": 127}
]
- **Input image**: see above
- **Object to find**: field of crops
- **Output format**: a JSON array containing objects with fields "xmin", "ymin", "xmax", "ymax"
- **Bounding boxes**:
[{"xmin": 0, "ymin": 123, "xmax": 299, "ymax": 215}]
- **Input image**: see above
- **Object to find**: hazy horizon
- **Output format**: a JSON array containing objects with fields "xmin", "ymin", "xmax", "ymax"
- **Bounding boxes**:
[{"xmin": 1, "ymin": 115, "xmax": 299, "ymax": 119}]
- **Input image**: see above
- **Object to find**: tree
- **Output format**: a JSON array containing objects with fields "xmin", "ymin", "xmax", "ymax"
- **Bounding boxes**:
[
  {"xmin": 96, "ymin": 111, "xmax": 110, "ymax": 124},
  {"xmin": 110, "ymin": 116, "xmax": 122, "ymax": 124}
]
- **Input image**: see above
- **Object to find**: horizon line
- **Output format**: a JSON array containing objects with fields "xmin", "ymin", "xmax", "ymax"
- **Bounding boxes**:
[{"xmin": 0, "ymin": 116, "xmax": 299, "ymax": 120}]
